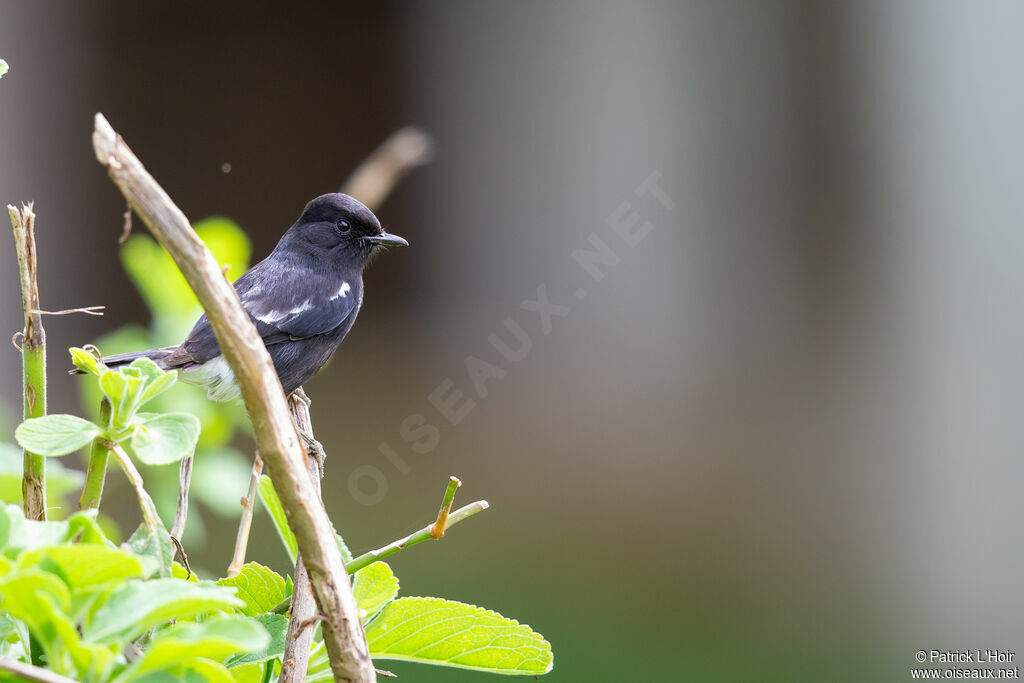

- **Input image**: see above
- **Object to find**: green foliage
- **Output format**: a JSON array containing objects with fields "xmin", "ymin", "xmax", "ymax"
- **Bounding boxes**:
[
  {"xmin": 0, "ymin": 505, "xmax": 268, "ymax": 682},
  {"xmin": 0, "ymin": 59, "xmax": 7, "ymax": 79},
  {"xmin": 0, "ymin": 443, "xmax": 83, "ymax": 510},
  {"xmin": 17, "ymin": 353, "xmax": 198, "ymax": 467},
  {"xmin": 365, "ymin": 597, "xmax": 553, "ymax": 675},
  {"xmin": 3, "ymin": 212, "xmax": 554, "ymax": 680},
  {"xmin": 216, "ymin": 563, "xmax": 287, "ymax": 617}
]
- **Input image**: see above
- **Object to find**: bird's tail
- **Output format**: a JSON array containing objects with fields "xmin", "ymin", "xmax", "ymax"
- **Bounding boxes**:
[{"xmin": 68, "ymin": 347, "xmax": 177, "ymax": 375}]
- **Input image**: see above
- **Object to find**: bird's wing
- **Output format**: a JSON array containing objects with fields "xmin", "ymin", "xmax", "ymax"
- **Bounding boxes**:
[{"xmin": 162, "ymin": 260, "xmax": 358, "ymax": 368}]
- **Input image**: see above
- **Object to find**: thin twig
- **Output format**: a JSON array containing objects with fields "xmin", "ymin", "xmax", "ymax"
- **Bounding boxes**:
[
  {"xmin": 280, "ymin": 388, "xmax": 324, "ymax": 683},
  {"xmin": 28, "ymin": 305, "xmax": 104, "ymax": 316},
  {"xmin": 170, "ymin": 455, "xmax": 193, "ymax": 539},
  {"xmin": 346, "ymin": 498, "xmax": 489, "ymax": 575},
  {"xmin": 8, "ymin": 203, "xmax": 47, "ymax": 520},
  {"xmin": 431, "ymin": 476, "xmax": 461, "ymax": 538},
  {"xmin": 94, "ymin": 112, "xmax": 374, "ymax": 681},
  {"xmin": 341, "ymin": 126, "xmax": 434, "ymax": 212},
  {"xmin": 0, "ymin": 658, "xmax": 79, "ymax": 683},
  {"xmin": 226, "ymin": 455, "xmax": 263, "ymax": 577},
  {"xmin": 169, "ymin": 535, "xmax": 192, "ymax": 580}
]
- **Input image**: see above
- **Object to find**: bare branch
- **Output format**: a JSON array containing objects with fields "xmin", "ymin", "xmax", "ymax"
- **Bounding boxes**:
[
  {"xmin": 92, "ymin": 113, "xmax": 375, "ymax": 682},
  {"xmin": 342, "ymin": 126, "xmax": 434, "ymax": 211},
  {"xmin": 0, "ymin": 658, "xmax": 79, "ymax": 683},
  {"xmin": 226, "ymin": 455, "xmax": 263, "ymax": 577},
  {"xmin": 170, "ymin": 454, "xmax": 193, "ymax": 540},
  {"xmin": 8, "ymin": 203, "xmax": 47, "ymax": 520}
]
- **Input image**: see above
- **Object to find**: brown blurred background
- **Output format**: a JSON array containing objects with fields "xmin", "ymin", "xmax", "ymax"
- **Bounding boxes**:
[{"xmin": 3, "ymin": 1, "xmax": 1024, "ymax": 681}]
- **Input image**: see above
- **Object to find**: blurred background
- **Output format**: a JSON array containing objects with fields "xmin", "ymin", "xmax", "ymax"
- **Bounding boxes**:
[{"xmin": 2, "ymin": 1, "xmax": 1024, "ymax": 680}]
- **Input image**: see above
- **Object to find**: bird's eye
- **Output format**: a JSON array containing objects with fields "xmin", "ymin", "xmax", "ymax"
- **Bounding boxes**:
[{"xmin": 336, "ymin": 219, "xmax": 351, "ymax": 233}]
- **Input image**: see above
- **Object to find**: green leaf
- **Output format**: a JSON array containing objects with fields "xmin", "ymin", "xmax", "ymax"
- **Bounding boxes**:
[
  {"xmin": 352, "ymin": 562, "xmax": 399, "ymax": 622},
  {"xmin": 123, "ymin": 615, "xmax": 270, "ymax": 677},
  {"xmin": 0, "ymin": 504, "xmax": 69, "ymax": 557},
  {"xmin": 0, "ymin": 60, "xmax": 7, "ymax": 79},
  {"xmin": 84, "ymin": 578, "xmax": 244, "ymax": 644},
  {"xmin": 70, "ymin": 347, "xmax": 107, "ymax": 376},
  {"xmin": 15, "ymin": 415, "xmax": 101, "ymax": 456},
  {"xmin": 365, "ymin": 597, "xmax": 554, "ymax": 675},
  {"xmin": 216, "ymin": 563, "xmax": 286, "ymax": 617},
  {"xmin": 131, "ymin": 358, "xmax": 178, "ymax": 406},
  {"xmin": 124, "ymin": 522, "xmax": 174, "ymax": 579},
  {"xmin": 19, "ymin": 544, "xmax": 144, "ymax": 590},
  {"xmin": 101, "ymin": 368, "xmax": 145, "ymax": 428},
  {"xmin": 256, "ymin": 476, "xmax": 296, "ymax": 563},
  {"xmin": 129, "ymin": 413, "xmax": 200, "ymax": 465},
  {"xmin": 225, "ymin": 614, "xmax": 287, "ymax": 667}
]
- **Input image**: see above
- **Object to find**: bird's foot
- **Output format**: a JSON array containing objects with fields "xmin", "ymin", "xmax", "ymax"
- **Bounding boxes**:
[{"xmin": 291, "ymin": 386, "xmax": 312, "ymax": 408}]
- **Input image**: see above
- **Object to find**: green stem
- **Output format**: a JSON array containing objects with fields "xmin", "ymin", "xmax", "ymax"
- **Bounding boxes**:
[
  {"xmin": 347, "ymin": 499, "xmax": 489, "ymax": 574},
  {"xmin": 80, "ymin": 399, "xmax": 112, "ymax": 510},
  {"xmin": 9, "ymin": 203, "xmax": 47, "ymax": 521},
  {"xmin": 272, "ymin": 498, "xmax": 489, "ymax": 615}
]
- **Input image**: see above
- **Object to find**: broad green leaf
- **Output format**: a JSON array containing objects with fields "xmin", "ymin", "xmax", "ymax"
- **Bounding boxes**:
[
  {"xmin": 0, "ymin": 504, "xmax": 69, "ymax": 556},
  {"xmin": 352, "ymin": 562, "xmax": 398, "ymax": 622},
  {"xmin": 120, "ymin": 657, "xmax": 235, "ymax": 683},
  {"xmin": 225, "ymin": 614, "xmax": 287, "ymax": 667},
  {"xmin": 123, "ymin": 615, "xmax": 270, "ymax": 676},
  {"xmin": 227, "ymin": 662, "xmax": 265, "ymax": 683},
  {"xmin": 216, "ymin": 563, "xmax": 286, "ymax": 617},
  {"xmin": 131, "ymin": 358, "xmax": 177, "ymax": 406},
  {"xmin": 130, "ymin": 413, "xmax": 200, "ymax": 465},
  {"xmin": 20, "ymin": 544, "xmax": 143, "ymax": 590},
  {"xmin": 124, "ymin": 522, "xmax": 174, "ymax": 579},
  {"xmin": 84, "ymin": 578, "xmax": 244, "ymax": 644},
  {"xmin": 0, "ymin": 569, "xmax": 115, "ymax": 677},
  {"xmin": 256, "ymin": 476, "xmax": 296, "ymax": 563},
  {"xmin": 14, "ymin": 414, "xmax": 100, "ymax": 456},
  {"xmin": 70, "ymin": 347, "xmax": 107, "ymax": 376},
  {"xmin": 365, "ymin": 597, "xmax": 553, "ymax": 675}
]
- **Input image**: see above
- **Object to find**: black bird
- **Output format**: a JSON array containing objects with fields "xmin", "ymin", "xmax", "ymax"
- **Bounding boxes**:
[{"xmin": 82, "ymin": 193, "xmax": 407, "ymax": 400}]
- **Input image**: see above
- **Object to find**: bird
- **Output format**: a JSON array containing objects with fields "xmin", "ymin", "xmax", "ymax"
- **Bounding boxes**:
[{"xmin": 76, "ymin": 193, "xmax": 407, "ymax": 402}]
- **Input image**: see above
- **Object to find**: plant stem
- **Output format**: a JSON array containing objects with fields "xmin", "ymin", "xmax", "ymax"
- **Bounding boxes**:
[
  {"xmin": 8, "ymin": 203, "xmax": 47, "ymax": 521},
  {"xmin": 80, "ymin": 398, "xmax": 112, "ymax": 510},
  {"xmin": 346, "ymin": 498, "xmax": 489, "ymax": 575},
  {"xmin": 0, "ymin": 657, "xmax": 78, "ymax": 683},
  {"xmin": 431, "ymin": 476, "xmax": 461, "ymax": 538},
  {"xmin": 226, "ymin": 455, "xmax": 263, "ymax": 577}
]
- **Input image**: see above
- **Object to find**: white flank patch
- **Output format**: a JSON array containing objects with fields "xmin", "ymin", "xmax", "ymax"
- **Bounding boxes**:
[
  {"xmin": 331, "ymin": 281, "xmax": 351, "ymax": 300},
  {"xmin": 181, "ymin": 356, "xmax": 241, "ymax": 402}
]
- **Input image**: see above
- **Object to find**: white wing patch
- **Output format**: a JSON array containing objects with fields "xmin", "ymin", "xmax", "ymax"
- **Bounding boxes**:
[{"xmin": 255, "ymin": 299, "xmax": 313, "ymax": 325}]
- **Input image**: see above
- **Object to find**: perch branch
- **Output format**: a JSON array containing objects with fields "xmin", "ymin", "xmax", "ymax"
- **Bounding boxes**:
[
  {"xmin": 280, "ymin": 389, "xmax": 323, "ymax": 683},
  {"xmin": 341, "ymin": 126, "xmax": 434, "ymax": 211},
  {"xmin": 92, "ymin": 113, "xmax": 375, "ymax": 682},
  {"xmin": 8, "ymin": 203, "xmax": 47, "ymax": 520},
  {"xmin": 226, "ymin": 455, "xmax": 263, "ymax": 577}
]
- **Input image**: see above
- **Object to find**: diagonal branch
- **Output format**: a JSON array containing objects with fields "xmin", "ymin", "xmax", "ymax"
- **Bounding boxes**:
[{"xmin": 92, "ymin": 113, "xmax": 375, "ymax": 682}]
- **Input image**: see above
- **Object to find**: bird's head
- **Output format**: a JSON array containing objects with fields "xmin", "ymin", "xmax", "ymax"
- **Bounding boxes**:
[{"xmin": 280, "ymin": 193, "xmax": 408, "ymax": 266}]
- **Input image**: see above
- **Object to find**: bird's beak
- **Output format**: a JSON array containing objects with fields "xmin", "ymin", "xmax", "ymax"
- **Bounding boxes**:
[{"xmin": 363, "ymin": 232, "xmax": 409, "ymax": 247}]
